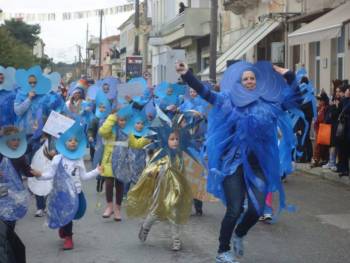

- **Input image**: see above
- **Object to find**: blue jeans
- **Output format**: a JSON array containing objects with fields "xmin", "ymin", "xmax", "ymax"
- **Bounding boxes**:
[
  {"xmin": 35, "ymin": 195, "xmax": 46, "ymax": 210},
  {"xmin": 218, "ymin": 163, "xmax": 267, "ymax": 253}
]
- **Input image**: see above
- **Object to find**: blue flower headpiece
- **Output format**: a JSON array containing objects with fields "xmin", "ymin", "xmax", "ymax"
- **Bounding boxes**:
[
  {"xmin": 45, "ymin": 72, "xmax": 61, "ymax": 92},
  {"xmin": 146, "ymin": 112, "xmax": 202, "ymax": 164},
  {"xmin": 15, "ymin": 65, "xmax": 51, "ymax": 95},
  {"xmin": 0, "ymin": 130, "xmax": 27, "ymax": 158},
  {"xmin": 0, "ymin": 66, "xmax": 16, "ymax": 91},
  {"xmin": 220, "ymin": 61, "xmax": 287, "ymax": 107},
  {"xmin": 55, "ymin": 121, "xmax": 87, "ymax": 160},
  {"xmin": 95, "ymin": 90, "xmax": 112, "ymax": 119}
]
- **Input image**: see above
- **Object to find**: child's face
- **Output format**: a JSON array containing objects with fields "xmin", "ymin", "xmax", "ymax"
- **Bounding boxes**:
[
  {"xmin": 6, "ymin": 137, "xmax": 21, "ymax": 150},
  {"xmin": 102, "ymin": 84, "xmax": 110, "ymax": 94},
  {"xmin": 168, "ymin": 132, "xmax": 180, "ymax": 150},
  {"xmin": 135, "ymin": 121, "xmax": 144, "ymax": 132},
  {"xmin": 65, "ymin": 137, "xmax": 78, "ymax": 151},
  {"xmin": 166, "ymin": 87, "xmax": 173, "ymax": 96},
  {"xmin": 98, "ymin": 104, "xmax": 106, "ymax": 113},
  {"xmin": 73, "ymin": 91, "xmax": 81, "ymax": 100},
  {"xmin": 189, "ymin": 88, "xmax": 197, "ymax": 98},
  {"xmin": 117, "ymin": 117, "xmax": 126, "ymax": 128}
]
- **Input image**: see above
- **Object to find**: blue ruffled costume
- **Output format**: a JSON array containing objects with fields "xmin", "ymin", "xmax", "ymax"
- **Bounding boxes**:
[{"xmin": 182, "ymin": 61, "xmax": 300, "ymax": 213}]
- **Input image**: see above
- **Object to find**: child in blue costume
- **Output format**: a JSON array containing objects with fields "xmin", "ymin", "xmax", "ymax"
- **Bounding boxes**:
[
  {"xmin": 0, "ymin": 66, "xmax": 17, "ymax": 127},
  {"xmin": 0, "ymin": 126, "xmax": 40, "ymax": 230},
  {"xmin": 35, "ymin": 122, "xmax": 101, "ymax": 250},
  {"xmin": 176, "ymin": 61, "xmax": 299, "ymax": 263}
]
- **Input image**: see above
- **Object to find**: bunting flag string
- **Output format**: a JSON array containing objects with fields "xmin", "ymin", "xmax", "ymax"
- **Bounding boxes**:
[{"xmin": 0, "ymin": 3, "xmax": 134, "ymax": 22}]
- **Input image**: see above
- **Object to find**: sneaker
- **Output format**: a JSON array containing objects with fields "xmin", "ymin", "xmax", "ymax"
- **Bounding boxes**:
[
  {"xmin": 259, "ymin": 213, "xmax": 273, "ymax": 221},
  {"xmin": 233, "ymin": 235, "xmax": 244, "ymax": 258},
  {"xmin": 172, "ymin": 238, "xmax": 182, "ymax": 251},
  {"xmin": 35, "ymin": 209, "xmax": 45, "ymax": 217},
  {"xmin": 102, "ymin": 204, "xmax": 113, "ymax": 218},
  {"xmin": 215, "ymin": 251, "xmax": 239, "ymax": 263},
  {"xmin": 63, "ymin": 236, "xmax": 74, "ymax": 250},
  {"xmin": 322, "ymin": 163, "xmax": 332, "ymax": 169},
  {"xmin": 330, "ymin": 166, "xmax": 338, "ymax": 172},
  {"xmin": 138, "ymin": 225, "xmax": 150, "ymax": 242}
]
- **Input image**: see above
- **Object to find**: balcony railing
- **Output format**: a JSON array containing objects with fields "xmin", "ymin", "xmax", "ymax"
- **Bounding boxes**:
[
  {"xmin": 223, "ymin": 0, "xmax": 259, "ymax": 15},
  {"xmin": 151, "ymin": 8, "xmax": 210, "ymax": 41}
]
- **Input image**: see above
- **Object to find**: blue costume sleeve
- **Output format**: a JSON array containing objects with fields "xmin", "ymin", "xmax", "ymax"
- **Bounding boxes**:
[
  {"xmin": 181, "ymin": 71, "xmax": 218, "ymax": 105},
  {"xmin": 282, "ymin": 71, "xmax": 295, "ymax": 86},
  {"xmin": 14, "ymin": 98, "xmax": 31, "ymax": 116}
]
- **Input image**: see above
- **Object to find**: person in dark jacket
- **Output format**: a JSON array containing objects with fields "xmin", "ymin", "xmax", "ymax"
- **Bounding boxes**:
[
  {"xmin": 322, "ymin": 84, "xmax": 344, "ymax": 170},
  {"xmin": 311, "ymin": 92, "xmax": 330, "ymax": 167},
  {"xmin": 0, "ymin": 220, "xmax": 26, "ymax": 263},
  {"xmin": 336, "ymin": 86, "xmax": 350, "ymax": 176}
]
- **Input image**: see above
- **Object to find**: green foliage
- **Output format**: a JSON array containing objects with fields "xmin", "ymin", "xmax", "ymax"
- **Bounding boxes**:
[
  {"xmin": 0, "ymin": 28, "xmax": 36, "ymax": 68},
  {"xmin": 0, "ymin": 19, "xmax": 53, "ymax": 69},
  {"xmin": 3, "ymin": 19, "xmax": 41, "ymax": 48}
]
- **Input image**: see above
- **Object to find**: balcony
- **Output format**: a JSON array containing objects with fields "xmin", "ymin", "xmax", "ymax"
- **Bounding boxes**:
[
  {"xmin": 88, "ymin": 37, "xmax": 100, "ymax": 49},
  {"xmin": 223, "ymin": 0, "xmax": 259, "ymax": 15},
  {"xmin": 150, "ymin": 8, "xmax": 211, "ymax": 46}
]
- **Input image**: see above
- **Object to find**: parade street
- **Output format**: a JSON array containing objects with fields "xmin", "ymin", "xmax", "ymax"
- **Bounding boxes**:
[{"xmin": 17, "ymin": 171, "xmax": 350, "ymax": 263}]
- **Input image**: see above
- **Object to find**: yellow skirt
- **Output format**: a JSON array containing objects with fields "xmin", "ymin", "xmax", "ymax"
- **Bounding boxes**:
[{"xmin": 126, "ymin": 156, "xmax": 192, "ymax": 225}]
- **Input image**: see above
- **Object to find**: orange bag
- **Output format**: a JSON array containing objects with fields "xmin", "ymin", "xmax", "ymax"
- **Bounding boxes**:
[{"xmin": 316, "ymin": 123, "xmax": 331, "ymax": 145}]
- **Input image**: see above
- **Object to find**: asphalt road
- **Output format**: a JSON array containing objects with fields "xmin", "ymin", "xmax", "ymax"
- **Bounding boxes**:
[{"xmin": 16, "ymin": 172, "xmax": 350, "ymax": 263}]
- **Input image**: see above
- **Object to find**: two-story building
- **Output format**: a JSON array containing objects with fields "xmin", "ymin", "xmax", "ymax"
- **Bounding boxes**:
[{"xmin": 288, "ymin": 0, "xmax": 350, "ymax": 94}]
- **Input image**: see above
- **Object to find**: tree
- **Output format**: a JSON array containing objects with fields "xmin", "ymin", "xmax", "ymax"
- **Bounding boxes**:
[
  {"xmin": 2, "ymin": 19, "xmax": 41, "ymax": 48},
  {"xmin": 0, "ymin": 27, "xmax": 36, "ymax": 68}
]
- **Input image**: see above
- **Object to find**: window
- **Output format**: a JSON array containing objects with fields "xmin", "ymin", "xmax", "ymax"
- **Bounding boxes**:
[
  {"xmin": 336, "ymin": 27, "xmax": 345, "ymax": 80},
  {"xmin": 314, "ymin": 42, "xmax": 321, "ymax": 94}
]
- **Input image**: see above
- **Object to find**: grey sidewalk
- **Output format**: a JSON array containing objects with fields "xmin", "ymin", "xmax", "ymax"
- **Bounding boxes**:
[{"xmin": 295, "ymin": 162, "xmax": 350, "ymax": 186}]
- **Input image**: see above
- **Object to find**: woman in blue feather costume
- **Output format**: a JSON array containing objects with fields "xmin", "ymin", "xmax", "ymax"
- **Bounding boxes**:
[{"xmin": 176, "ymin": 61, "xmax": 300, "ymax": 263}]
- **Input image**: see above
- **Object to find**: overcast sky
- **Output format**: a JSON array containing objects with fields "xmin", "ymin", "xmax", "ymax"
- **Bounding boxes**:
[{"xmin": 0, "ymin": 0, "xmax": 135, "ymax": 63}]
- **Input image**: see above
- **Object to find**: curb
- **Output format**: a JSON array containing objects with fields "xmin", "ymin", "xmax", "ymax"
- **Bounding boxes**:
[{"xmin": 295, "ymin": 163, "xmax": 350, "ymax": 186}]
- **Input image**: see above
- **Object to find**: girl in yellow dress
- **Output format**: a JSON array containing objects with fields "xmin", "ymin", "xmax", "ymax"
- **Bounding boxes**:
[{"xmin": 127, "ymin": 115, "xmax": 198, "ymax": 251}]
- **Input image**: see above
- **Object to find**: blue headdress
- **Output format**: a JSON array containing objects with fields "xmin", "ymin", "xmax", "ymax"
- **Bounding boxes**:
[
  {"xmin": 101, "ymin": 76, "xmax": 119, "ymax": 100},
  {"xmin": 146, "ymin": 112, "xmax": 202, "ymax": 164},
  {"xmin": 55, "ymin": 121, "xmax": 87, "ymax": 160},
  {"xmin": 0, "ymin": 66, "xmax": 16, "ymax": 91},
  {"xmin": 15, "ymin": 65, "xmax": 51, "ymax": 95},
  {"xmin": 123, "ymin": 112, "xmax": 150, "ymax": 137},
  {"xmin": 220, "ymin": 61, "xmax": 286, "ymax": 107},
  {"xmin": 95, "ymin": 90, "xmax": 112, "ymax": 119},
  {"xmin": 296, "ymin": 68, "xmax": 317, "ymax": 119},
  {"xmin": 155, "ymin": 82, "xmax": 186, "ymax": 106},
  {"xmin": 0, "ymin": 131, "xmax": 27, "ymax": 158},
  {"xmin": 45, "ymin": 72, "xmax": 61, "ymax": 92}
]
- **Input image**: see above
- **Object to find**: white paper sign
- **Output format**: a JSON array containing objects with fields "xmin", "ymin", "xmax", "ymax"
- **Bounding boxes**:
[
  {"xmin": 117, "ymin": 82, "xmax": 144, "ymax": 99},
  {"xmin": 42, "ymin": 111, "xmax": 75, "ymax": 138}
]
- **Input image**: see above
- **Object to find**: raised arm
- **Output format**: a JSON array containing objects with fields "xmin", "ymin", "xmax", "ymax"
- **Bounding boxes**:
[{"xmin": 176, "ymin": 62, "xmax": 217, "ymax": 105}]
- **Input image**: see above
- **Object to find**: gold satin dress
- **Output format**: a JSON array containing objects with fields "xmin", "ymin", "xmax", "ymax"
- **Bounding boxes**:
[{"xmin": 126, "ymin": 153, "xmax": 193, "ymax": 225}]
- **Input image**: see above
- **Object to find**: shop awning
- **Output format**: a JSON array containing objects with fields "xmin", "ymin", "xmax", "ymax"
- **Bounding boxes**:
[
  {"xmin": 288, "ymin": 1, "xmax": 350, "ymax": 45},
  {"xmin": 201, "ymin": 18, "xmax": 280, "ymax": 77}
]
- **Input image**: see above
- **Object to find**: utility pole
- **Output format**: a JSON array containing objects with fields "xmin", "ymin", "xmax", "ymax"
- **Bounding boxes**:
[
  {"xmin": 209, "ymin": 0, "xmax": 218, "ymax": 83},
  {"xmin": 134, "ymin": 0, "xmax": 140, "ymax": 55},
  {"xmin": 142, "ymin": 0, "xmax": 149, "ymax": 72},
  {"xmin": 98, "ymin": 10, "xmax": 103, "ymax": 80},
  {"xmin": 85, "ymin": 23, "xmax": 89, "ymax": 76}
]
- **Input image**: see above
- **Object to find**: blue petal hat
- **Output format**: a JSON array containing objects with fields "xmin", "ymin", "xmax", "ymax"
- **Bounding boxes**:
[
  {"xmin": 15, "ymin": 65, "xmax": 51, "ymax": 95},
  {"xmin": 0, "ymin": 131, "xmax": 27, "ymax": 158},
  {"xmin": 95, "ymin": 90, "xmax": 112, "ymax": 119},
  {"xmin": 86, "ymin": 81, "xmax": 102, "ymax": 100},
  {"xmin": 123, "ymin": 112, "xmax": 150, "ymax": 136},
  {"xmin": 155, "ymin": 81, "xmax": 185, "ymax": 99},
  {"xmin": 45, "ymin": 72, "xmax": 61, "ymax": 92},
  {"xmin": 55, "ymin": 121, "xmax": 87, "ymax": 160},
  {"xmin": 102, "ymin": 76, "xmax": 119, "ymax": 100},
  {"xmin": 220, "ymin": 61, "xmax": 286, "ymax": 107},
  {"xmin": 0, "ymin": 66, "xmax": 16, "ymax": 91}
]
